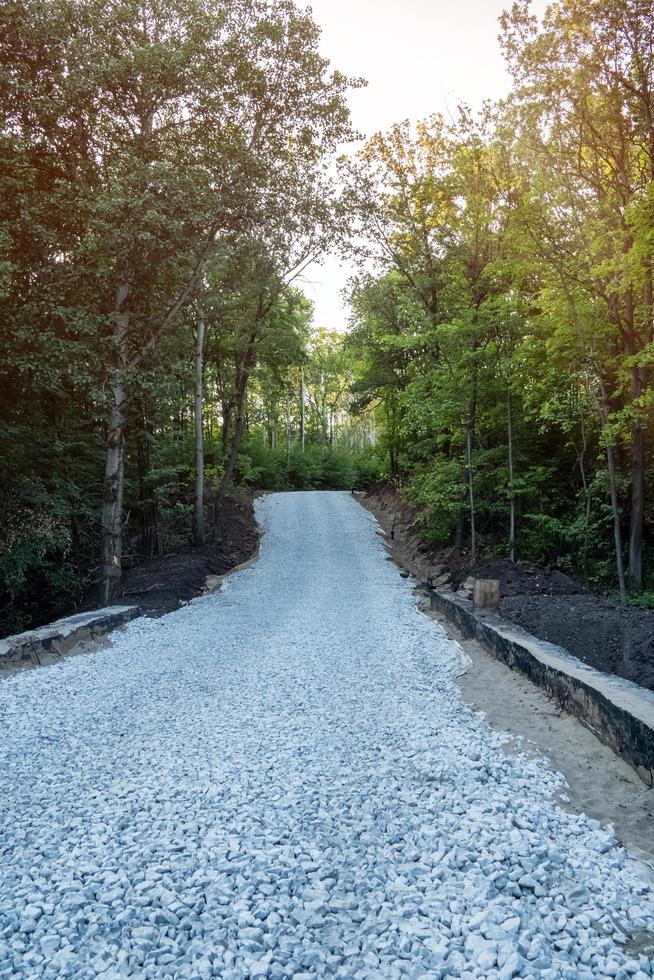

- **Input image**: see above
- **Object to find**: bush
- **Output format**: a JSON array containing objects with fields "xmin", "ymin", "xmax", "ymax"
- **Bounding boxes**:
[
  {"xmin": 0, "ymin": 474, "xmax": 95, "ymax": 636},
  {"xmin": 352, "ymin": 447, "xmax": 386, "ymax": 490},
  {"xmin": 235, "ymin": 443, "xmax": 288, "ymax": 491},
  {"xmin": 234, "ymin": 440, "xmax": 383, "ymax": 493},
  {"xmin": 406, "ymin": 458, "xmax": 466, "ymax": 545}
]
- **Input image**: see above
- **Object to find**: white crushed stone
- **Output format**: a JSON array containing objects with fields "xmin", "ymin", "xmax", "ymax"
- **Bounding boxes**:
[{"xmin": 0, "ymin": 490, "xmax": 653, "ymax": 979}]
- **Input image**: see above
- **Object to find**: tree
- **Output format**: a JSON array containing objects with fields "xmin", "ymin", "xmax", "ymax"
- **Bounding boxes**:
[
  {"xmin": 344, "ymin": 116, "xmax": 513, "ymax": 559},
  {"xmin": 1, "ymin": 0, "xmax": 359, "ymax": 603},
  {"xmin": 500, "ymin": 0, "xmax": 654, "ymax": 587}
]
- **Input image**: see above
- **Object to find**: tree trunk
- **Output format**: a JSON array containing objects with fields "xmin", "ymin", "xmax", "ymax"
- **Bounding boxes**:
[
  {"xmin": 465, "ymin": 356, "xmax": 478, "ymax": 564},
  {"xmin": 221, "ymin": 400, "xmax": 232, "ymax": 457},
  {"xmin": 599, "ymin": 381, "xmax": 627, "ymax": 604},
  {"xmin": 193, "ymin": 318, "xmax": 206, "ymax": 546},
  {"xmin": 321, "ymin": 395, "xmax": 329, "ymax": 445},
  {"xmin": 300, "ymin": 366, "xmax": 305, "ymax": 452},
  {"xmin": 387, "ymin": 396, "xmax": 400, "ymax": 480},
  {"xmin": 217, "ymin": 331, "xmax": 258, "ymax": 504},
  {"xmin": 577, "ymin": 407, "xmax": 591, "ymax": 581},
  {"xmin": 136, "ymin": 406, "xmax": 160, "ymax": 558},
  {"xmin": 454, "ymin": 506, "xmax": 464, "ymax": 554},
  {"xmin": 100, "ymin": 286, "xmax": 129, "ymax": 606},
  {"xmin": 608, "ymin": 439, "xmax": 628, "ymax": 605},
  {"xmin": 466, "ymin": 426, "xmax": 476, "ymax": 564},
  {"xmin": 507, "ymin": 388, "xmax": 515, "ymax": 563},
  {"xmin": 623, "ymin": 263, "xmax": 645, "ymax": 591},
  {"xmin": 286, "ymin": 394, "xmax": 292, "ymax": 465},
  {"xmin": 219, "ymin": 411, "xmax": 247, "ymax": 504},
  {"xmin": 628, "ymin": 403, "xmax": 645, "ymax": 590}
]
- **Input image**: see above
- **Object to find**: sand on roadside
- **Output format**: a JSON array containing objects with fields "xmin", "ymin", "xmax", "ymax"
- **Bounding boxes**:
[
  {"xmin": 360, "ymin": 493, "xmax": 654, "ymax": 873},
  {"xmin": 431, "ymin": 604, "xmax": 654, "ymax": 870}
]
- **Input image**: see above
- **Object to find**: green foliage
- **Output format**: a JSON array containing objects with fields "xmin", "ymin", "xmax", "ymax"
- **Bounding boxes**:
[
  {"xmin": 234, "ymin": 440, "xmax": 383, "ymax": 493},
  {"xmin": 351, "ymin": 448, "xmax": 386, "ymax": 491},
  {"xmin": 4, "ymin": 0, "xmax": 654, "ymax": 634},
  {"xmin": 406, "ymin": 460, "xmax": 466, "ymax": 546},
  {"xmin": 337, "ymin": 0, "xmax": 654, "ymax": 596},
  {"xmin": 235, "ymin": 443, "xmax": 289, "ymax": 492},
  {"xmin": 626, "ymin": 590, "xmax": 654, "ymax": 610},
  {"xmin": 0, "ymin": 470, "xmax": 98, "ymax": 635},
  {"xmin": 0, "ymin": 0, "xmax": 360, "ymax": 629}
]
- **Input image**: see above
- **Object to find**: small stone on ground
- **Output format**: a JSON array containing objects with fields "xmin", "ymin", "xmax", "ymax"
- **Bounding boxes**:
[{"xmin": 0, "ymin": 491, "xmax": 652, "ymax": 978}]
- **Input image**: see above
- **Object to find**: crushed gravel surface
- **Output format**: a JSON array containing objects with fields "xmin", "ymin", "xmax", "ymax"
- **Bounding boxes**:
[{"xmin": 0, "ymin": 490, "xmax": 653, "ymax": 979}]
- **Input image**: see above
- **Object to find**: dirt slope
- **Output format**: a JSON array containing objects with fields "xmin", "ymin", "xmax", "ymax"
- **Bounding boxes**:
[
  {"xmin": 364, "ymin": 485, "xmax": 654, "ymax": 693},
  {"xmin": 114, "ymin": 496, "xmax": 259, "ymax": 617}
]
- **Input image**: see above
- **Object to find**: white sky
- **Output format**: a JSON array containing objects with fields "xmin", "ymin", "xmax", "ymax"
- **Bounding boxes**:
[{"xmin": 295, "ymin": 0, "xmax": 548, "ymax": 331}]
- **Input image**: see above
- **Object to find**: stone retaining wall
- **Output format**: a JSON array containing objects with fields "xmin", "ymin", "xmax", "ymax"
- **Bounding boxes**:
[
  {"xmin": 430, "ymin": 589, "xmax": 654, "ymax": 786},
  {"xmin": 0, "ymin": 606, "xmax": 140, "ymax": 672}
]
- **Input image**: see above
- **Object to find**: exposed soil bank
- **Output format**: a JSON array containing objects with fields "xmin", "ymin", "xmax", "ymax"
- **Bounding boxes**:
[
  {"xmin": 365, "ymin": 485, "xmax": 654, "ymax": 693},
  {"xmin": 0, "ymin": 498, "xmax": 260, "ymax": 674},
  {"xmin": 116, "ymin": 495, "xmax": 260, "ymax": 617},
  {"xmin": 361, "ymin": 490, "xmax": 654, "ymax": 870}
]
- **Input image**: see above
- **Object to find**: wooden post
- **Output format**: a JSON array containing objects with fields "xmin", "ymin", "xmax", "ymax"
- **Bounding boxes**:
[{"xmin": 472, "ymin": 578, "xmax": 500, "ymax": 611}]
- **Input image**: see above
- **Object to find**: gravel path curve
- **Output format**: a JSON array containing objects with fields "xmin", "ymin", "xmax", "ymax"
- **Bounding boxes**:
[{"xmin": 1, "ymin": 491, "xmax": 653, "ymax": 979}]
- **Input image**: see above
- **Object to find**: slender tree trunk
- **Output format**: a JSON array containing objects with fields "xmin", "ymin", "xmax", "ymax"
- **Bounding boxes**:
[
  {"xmin": 388, "ymin": 397, "xmax": 400, "ymax": 480},
  {"xmin": 389, "ymin": 398, "xmax": 397, "ymax": 479},
  {"xmin": 465, "ymin": 356, "xmax": 478, "ymax": 564},
  {"xmin": 628, "ymin": 394, "xmax": 645, "ymax": 590},
  {"xmin": 599, "ymin": 381, "xmax": 627, "ymax": 604},
  {"xmin": 454, "ymin": 507, "xmax": 464, "ymax": 554},
  {"xmin": 136, "ymin": 405, "xmax": 160, "ymax": 558},
  {"xmin": 559, "ymin": 281, "xmax": 629, "ymax": 594},
  {"xmin": 286, "ymin": 394, "xmax": 292, "ymax": 466},
  {"xmin": 577, "ymin": 408, "xmax": 591, "ymax": 581},
  {"xmin": 300, "ymin": 366, "xmax": 305, "ymax": 452},
  {"xmin": 221, "ymin": 400, "xmax": 232, "ymax": 457},
  {"xmin": 217, "ymin": 330, "xmax": 258, "ymax": 504},
  {"xmin": 100, "ymin": 388, "xmax": 126, "ymax": 605},
  {"xmin": 507, "ymin": 387, "xmax": 515, "ymax": 563},
  {"xmin": 219, "ymin": 411, "xmax": 247, "ymax": 504},
  {"xmin": 100, "ymin": 285, "xmax": 129, "ymax": 606},
  {"xmin": 466, "ymin": 426, "xmax": 476, "ymax": 565},
  {"xmin": 623, "ymin": 272, "xmax": 645, "ymax": 590},
  {"xmin": 580, "ymin": 468, "xmax": 591, "ymax": 581},
  {"xmin": 321, "ymin": 396, "xmax": 329, "ymax": 445},
  {"xmin": 193, "ymin": 317, "xmax": 206, "ymax": 546},
  {"xmin": 608, "ymin": 440, "xmax": 628, "ymax": 605}
]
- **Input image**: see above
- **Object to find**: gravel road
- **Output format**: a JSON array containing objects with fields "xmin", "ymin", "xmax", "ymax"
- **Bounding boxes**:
[{"xmin": 1, "ymin": 490, "xmax": 653, "ymax": 979}]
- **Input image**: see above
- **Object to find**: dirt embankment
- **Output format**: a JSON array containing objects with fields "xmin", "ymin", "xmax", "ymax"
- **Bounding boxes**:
[
  {"xmin": 364, "ymin": 485, "xmax": 654, "ymax": 694},
  {"xmin": 115, "ymin": 496, "xmax": 260, "ymax": 618}
]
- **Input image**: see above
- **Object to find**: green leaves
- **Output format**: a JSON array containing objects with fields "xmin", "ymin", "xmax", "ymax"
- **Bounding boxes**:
[
  {"xmin": 0, "ymin": 0, "xmax": 359, "ymax": 629},
  {"xmin": 340, "ymin": 2, "xmax": 654, "ymax": 587}
]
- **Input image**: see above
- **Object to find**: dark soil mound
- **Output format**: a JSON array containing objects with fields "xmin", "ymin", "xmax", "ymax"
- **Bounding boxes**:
[
  {"xmin": 500, "ymin": 594, "xmax": 654, "ymax": 693},
  {"xmin": 365, "ymin": 484, "xmax": 654, "ymax": 694},
  {"xmin": 443, "ymin": 556, "xmax": 588, "ymax": 598},
  {"xmin": 117, "ymin": 496, "xmax": 259, "ymax": 618}
]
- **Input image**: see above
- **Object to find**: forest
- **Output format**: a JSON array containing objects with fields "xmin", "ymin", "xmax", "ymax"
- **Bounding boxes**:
[{"xmin": 2, "ymin": 0, "xmax": 654, "ymax": 635}]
